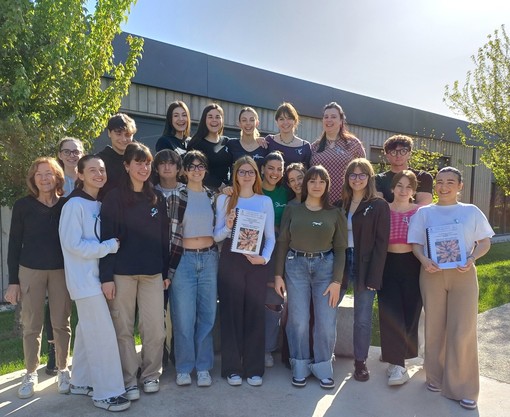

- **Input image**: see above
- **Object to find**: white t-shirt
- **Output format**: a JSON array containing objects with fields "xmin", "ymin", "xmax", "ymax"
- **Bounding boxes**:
[{"xmin": 408, "ymin": 202, "xmax": 494, "ymax": 256}]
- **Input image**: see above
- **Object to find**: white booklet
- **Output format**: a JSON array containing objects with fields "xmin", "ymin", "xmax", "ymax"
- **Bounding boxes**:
[
  {"xmin": 426, "ymin": 223, "xmax": 467, "ymax": 269},
  {"xmin": 230, "ymin": 208, "xmax": 266, "ymax": 255}
]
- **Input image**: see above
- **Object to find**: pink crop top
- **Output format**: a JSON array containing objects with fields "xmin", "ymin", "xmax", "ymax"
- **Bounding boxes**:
[{"xmin": 389, "ymin": 207, "xmax": 419, "ymax": 244}]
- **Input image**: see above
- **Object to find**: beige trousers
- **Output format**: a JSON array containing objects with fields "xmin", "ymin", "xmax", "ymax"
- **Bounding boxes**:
[
  {"xmin": 108, "ymin": 274, "xmax": 165, "ymax": 386},
  {"xmin": 19, "ymin": 266, "xmax": 71, "ymax": 373},
  {"xmin": 420, "ymin": 266, "xmax": 479, "ymax": 401}
]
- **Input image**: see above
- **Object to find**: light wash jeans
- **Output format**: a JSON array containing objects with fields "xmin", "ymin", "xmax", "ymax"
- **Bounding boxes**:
[
  {"xmin": 340, "ymin": 248, "xmax": 376, "ymax": 361},
  {"xmin": 285, "ymin": 251, "xmax": 338, "ymax": 380},
  {"xmin": 170, "ymin": 249, "xmax": 218, "ymax": 373}
]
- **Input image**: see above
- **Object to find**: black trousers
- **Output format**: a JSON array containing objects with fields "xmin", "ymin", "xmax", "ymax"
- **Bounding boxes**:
[
  {"xmin": 378, "ymin": 252, "xmax": 422, "ymax": 367},
  {"xmin": 218, "ymin": 241, "xmax": 267, "ymax": 378}
]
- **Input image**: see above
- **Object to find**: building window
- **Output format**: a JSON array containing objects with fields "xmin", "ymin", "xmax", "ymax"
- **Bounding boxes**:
[{"xmin": 490, "ymin": 183, "xmax": 510, "ymax": 235}]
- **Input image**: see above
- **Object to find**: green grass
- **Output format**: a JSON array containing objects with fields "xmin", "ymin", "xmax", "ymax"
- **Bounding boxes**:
[{"xmin": 1, "ymin": 242, "xmax": 508, "ymax": 375}]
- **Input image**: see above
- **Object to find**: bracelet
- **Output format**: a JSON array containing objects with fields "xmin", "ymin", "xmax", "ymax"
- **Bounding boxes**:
[{"xmin": 467, "ymin": 255, "xmax": 476, "ymax": 263}]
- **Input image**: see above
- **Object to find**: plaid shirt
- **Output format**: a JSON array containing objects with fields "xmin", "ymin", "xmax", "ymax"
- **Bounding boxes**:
[{"xmin": 166, "ymin": 184, "xmax": 216, "ymax": 278}]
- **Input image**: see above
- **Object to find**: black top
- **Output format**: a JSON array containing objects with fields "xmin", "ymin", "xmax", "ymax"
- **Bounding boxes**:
[
  {"xmin": 99, "ymin": 188, "xmax": 169, "ymax": 282},
  {"xmin": 155, "ymin": 134, "xmax": 188, "ymax": 155},
  {"xmin": 227, "ymin": 139, "xmax": 268, "ymax": 169},
  {"xmin": 96, "ymin": 146, "xmax": 127, "ymax": 200},
  {"xmin": 188, "ymin": 136, "xmax": 233, "ymax": 189},
  {"xmin": 375, "ymin": 168, "xmax": 433, "ymax": 203},
  {"xmin": 7, "ymin": 196, "xmax": 65, "ymax": 284}
]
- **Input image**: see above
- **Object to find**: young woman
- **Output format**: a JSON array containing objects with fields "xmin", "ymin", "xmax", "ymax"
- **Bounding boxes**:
[
  {"xmin": 227, "ymin": 107, "xmax": 268, "ymax": 168},
  {"xmin": 167, "ymin": 150, "xmax": 217, "ymax": 388},
  {"xmin": 57, "ymin": 137, "xmax": 85, "ymax": 196},
  {"xmin": 378, "ymin": 170, "xmax": 421, "ymax": 386},
  {"xmin": 59, "ymin": 155, "xmax": 130, "ymax": 411},
  {"xmin": 408, "ymin": 167, "xmax": 494, "ymax": 411},
  {"xmin": 214, "ymin": 156, "xmax": 275, "ymax": 387},
  {"xmin": 266, "ymin": 102, "xmax": 311, "ymax": 167},
  {"xmin": 310, "ymin": 102, "xmax": 365, "ymax": 205},
  {"xmin": 5, "ymin": 157, "xmax": 72, "ymax": 399},
  {"xmin": 274, "ymin": 166, "xmax": 347, "ymax": 389},
  {"xmin": 341, "ymin": 158, "xmax": 390, "ymax": 382},
  {"xmin": 155, "ymin": 101, "xmax": 191, "ymax": 155},
  {"xmin": 284, "ymin": 163, "xmax": 306, "ymax": 206},
  {"xmin": 260, "ymin": 151, "xmax": 288, "ymax": 367},
  {"xmin": 99, "ymin": 143, "xmax": 169, "ymax": 400},
  {"xmin": 188, "ymin": 103, "xmax": 233, "ymax": 191}
]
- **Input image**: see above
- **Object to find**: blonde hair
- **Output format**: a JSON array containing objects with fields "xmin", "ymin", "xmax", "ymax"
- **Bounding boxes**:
[{"xmin": 26, "ymin": 157, "xmax": 65, "ymax": 198}]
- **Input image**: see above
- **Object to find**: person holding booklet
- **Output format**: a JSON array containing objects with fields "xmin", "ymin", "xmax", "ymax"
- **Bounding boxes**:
[
  {"xmin": 214, "ymin": 156, "xmax": 275, "ymax": 387},
  {"xmin": 408, "ymin": 167, "xmax": 494, "ymax": 411},
  {"xmin": 274, "ymin": 165, "xmax": 347, "ymax": 389}
]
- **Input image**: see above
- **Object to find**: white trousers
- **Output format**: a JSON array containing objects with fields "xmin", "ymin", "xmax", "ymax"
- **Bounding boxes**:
[{"xmin": 71, "ymin": 294, "xmax": 125, "ymax": 400}]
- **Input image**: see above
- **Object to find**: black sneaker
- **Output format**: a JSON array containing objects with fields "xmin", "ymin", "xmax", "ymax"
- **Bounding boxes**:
[
  {"xmin": 291, "ymin": 377, "xmax": 307, "ymax": 388},
  {"xmin": 93, "ymin": 395, "xmax": 131, "ymax": 412},
  {"xmin": 320, "ymin": 378, "xmax": 335, "ymax": 389}
]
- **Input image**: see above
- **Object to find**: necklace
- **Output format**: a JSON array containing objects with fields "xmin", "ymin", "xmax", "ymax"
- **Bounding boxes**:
[{"xmin": 280, "ymin": 134, "xmax": 295, "ymax": 145}]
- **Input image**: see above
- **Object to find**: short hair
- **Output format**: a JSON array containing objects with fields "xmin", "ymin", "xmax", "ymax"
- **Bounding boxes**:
[
  {"xmin": 154, "ymin": 149, "xmax": 182, "ymax": 171},
  {"xmin": 437, "ymin": 166, "xmax": 463, "ymax": 183},
  {"xmin": 26, "ymin": 157, "xmax": 65, "ymax": 198},
  {"xmin": 275, "ymin": 102, "xmax": 300, "ymax": 128},
  {"xmin": 183, "ymin": 150, "xmax": 208, "ymax": 171},
  {"xmin": 163, "ymin": 101, "xmax": 191, "ymax": 138},
  {"xmin": 107, "ymin": 113, "xmax": 137, "ymax": 134},
  {"xmin": 342, "ymin": 158, "xmax": 378, "ymax": 207},
  {"xmin": 301, "ymin": 165, "xmax": 332, "ymax": 209},
  {"xmin": 383, "ymin": 134, "xmax": 414, "ymax": 153},
  {"xmin": 391, "ymin": 170, "xmax": 418, "ymax": 193}
]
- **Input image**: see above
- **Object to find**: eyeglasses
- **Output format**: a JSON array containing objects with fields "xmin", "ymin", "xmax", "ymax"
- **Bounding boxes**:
[
  {"xmin": 60, "ymin": 149, "xmax": 82, "ymax": 157},
  {"xmin": 349, "ymin": 173, "xmax": 368, "ymax": 181},
  {"xmin": 238, "ymin": 169, "xmax": 256, "ymax": 177},
  {"xmin": 387, "ymin": 148, "xmax": 410, "ymax": 157},
  {"xmin": 186, "ymin": 163, "xmax": 206, "ymax": 171}
]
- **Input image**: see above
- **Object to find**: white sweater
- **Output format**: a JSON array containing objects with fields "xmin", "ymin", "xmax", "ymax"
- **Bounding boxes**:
[{"xmin": 59, "ymin": 190, "xmax": 119, "ymax": 300}]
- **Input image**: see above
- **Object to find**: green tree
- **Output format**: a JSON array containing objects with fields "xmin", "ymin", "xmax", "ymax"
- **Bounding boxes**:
[
  {"xmin": 0, "ymin": 0, "xmax": 143, "ymax": 206},
  {"xmin": 444, "ymin": 24, "xmax": 510, "ymax": 196}
]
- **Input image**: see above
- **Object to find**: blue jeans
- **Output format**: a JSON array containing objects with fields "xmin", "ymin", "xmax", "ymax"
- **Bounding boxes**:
[
  {"xmin": 170, "ymin": 249, "xmax": 218, "ymax": 373},
  {"xmin": 285, "ymin": 251, "xmax": 337, "ymax": 380},
  {"xmin": 341, "ymin": 248, "xmax": 376, "ymax": 361}
]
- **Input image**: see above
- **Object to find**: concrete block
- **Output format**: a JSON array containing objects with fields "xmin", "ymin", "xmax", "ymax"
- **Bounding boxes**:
[{"xmin": 335, "ymin": 294, "xmax": 354, "ymax": 358}]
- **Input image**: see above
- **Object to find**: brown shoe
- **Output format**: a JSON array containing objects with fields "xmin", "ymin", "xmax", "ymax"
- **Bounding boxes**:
[{"xmin": 354, "ymin": 360, "xmax": 369, "ymax": 382}]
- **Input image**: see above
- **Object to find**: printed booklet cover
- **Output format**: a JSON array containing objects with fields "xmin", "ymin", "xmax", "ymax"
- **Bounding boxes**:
[
  {"xmin": 426, "ymin": 223, "xmax": 467, "ymax": 269},
  {"xmin": 231, "ymin": 208, "xmax": 266, "ymax": 255}
]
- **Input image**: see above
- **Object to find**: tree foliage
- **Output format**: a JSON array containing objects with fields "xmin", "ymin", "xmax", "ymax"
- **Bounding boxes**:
[
  {"xmin": 0, "ymin": 0, "xmax": 143, "ymax": 206},
  {"xmin": 444, "ymin": 24, "xmax": 510, "ymax": 196}
]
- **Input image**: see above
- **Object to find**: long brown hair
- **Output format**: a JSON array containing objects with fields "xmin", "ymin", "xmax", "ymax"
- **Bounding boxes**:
[
  {"xmin": 225, "ymin": 156, "xmax": 263, "ymax": 214},
  {"xmin": 315, "ymin": 102, "xmax": 357, "ymax": 152},
  {"xmin": 122, "ymin": 142, "xmax": 157, "ymax": 205},
  {"xmin": 301, "ymin": 165, "xmax": 332, "ymax": 209},
  {"xmin": 342, "ymin": 158, "xmax": 378, "ymax": 209}
]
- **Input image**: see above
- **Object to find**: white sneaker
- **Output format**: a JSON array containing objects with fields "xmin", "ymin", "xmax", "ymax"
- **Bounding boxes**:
[
  {"xmin": 93, "ymin": 395, "xmax": 131, "ymax": 412},
  {"xmin": 197, "ymin": 371, "xmax": 212, "ymax": 387},
  {"xmin": 18, "ymin": 372, "xmax": 38, "ymax": 399},
  {"xmin": 57, "ymin": 370, "xmax": 71, "ymax": 394},
  {"xmin": 227, "ymin": 374, "xmax": 242, "ymax": 386},
  {"xmin": 143, "ymin": 379, "xmax": 159, "ymax": 393},
  {"xmin": 265, "ymin": 352, "xmax": 274, "ymax": 367},
  {"xmin": 247, "ymin": 376, "xmax": 262, "ymax": 386},
  {"xmin": 70, "ymin": 384, "xmax": 93, "ymax": 397},
  {"xmin": 124, "ymin": 385, "xmax": 140, "ymax": 401},
  {"xmin": 386, "ymin": 364, "xmax": 397, "ymax": 377},
  {"xmin": 176, "ymin": 373, "xmax": 191, "ymax": 386},
  {"xmin": 388, "ymin": 365, "xmax": 409, "ymax": 386}
]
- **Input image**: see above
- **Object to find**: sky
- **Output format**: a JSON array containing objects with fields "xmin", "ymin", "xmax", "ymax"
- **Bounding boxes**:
[{"xmin": 106, "ymin": 0, "xmax": 509, "ymax": 119}]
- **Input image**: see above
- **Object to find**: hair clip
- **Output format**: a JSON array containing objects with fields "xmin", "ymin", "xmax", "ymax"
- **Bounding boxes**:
[
  {"xmin": 363, "ymin": 206, "xmax": 373, "ymax": 216},
  {"xmin": 151, "ymin": 208, "xmax": 158, "ymax": 217}
]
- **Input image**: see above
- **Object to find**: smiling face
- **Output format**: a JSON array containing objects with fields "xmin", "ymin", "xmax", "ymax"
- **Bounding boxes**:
[
  {"xmin": 34, "ymin": 162, "xmax": 57, "ymax": 194},
  {"xmin": 287, "ymin": 169, "xmax": 304, "ymax": 195},
  {"xmin": 392, "ymin": 175, "xmax": 415, "ymax": 203},
  {"xmin": 276, "ymin": 113, "xmax": 296, "ymax": 135},
  {"xmin": 348, "ymin": 167, "xmax": 369, "ymax": 194},
  {"xmin": 109, "ymin": 128, "xmax": 134, "ymax": 155},
  {"xmin": 435, "ymin": 171, "xmax": 463, "ymax": 205},
  {"xmin": 58, "ymin": 140, "xmax": 83, "ymax": 170},
  {"xmin": 239, "ymin": 110, "xmax": 259, "ymax": 136},
  {"xmin": 125, "ymin": 159, "xmax": 151, "ymax": 189},
  {"xmin": 322, "ymin": 107, "xmax": 342, "ymax": 137},
  {"xmin": 262, "ymin": 159, "xmax": 284, "ymax": 187},
  {"xmin": 172, "ymin": 106, "xmax": 189, "ymax": 137},
  {"xmin": 184, "ymin": 159, "xmax": 206, "ymax": 185},
  {"xmin": 385, "ymin": 145, "xmax": 411, "ymax": 171},
  {"xmin": 206, "ymin": 109, "xmax": 223, "ymax": 135},
  {"xmin": 79, "ymin": 158, "xmax": 107, "ymax": 192},
  {"xmin": 236, "ymin": 163, "xmax": 257, "ymax": 189},
  {"xmin": 306, "ymin": 175, "xmax": 327, "ymax": 199}
]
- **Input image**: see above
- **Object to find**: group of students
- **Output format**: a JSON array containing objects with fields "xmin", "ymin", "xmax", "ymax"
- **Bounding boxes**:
[{"xmin": 4, "ymin": 101, "xmax": 494, "ymax": 412}]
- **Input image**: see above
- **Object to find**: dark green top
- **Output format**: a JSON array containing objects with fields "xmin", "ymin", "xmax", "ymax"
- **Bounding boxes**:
[{"xmin": 262, "ymin": 186, "xmax": 289, "ymax": 227}]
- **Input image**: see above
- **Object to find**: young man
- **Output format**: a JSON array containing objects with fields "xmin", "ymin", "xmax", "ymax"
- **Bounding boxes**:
[
  {"xmin": 375, "ymin": 135, "xmax": 433, "ymax": 205},
  {"xmin": 97, "ymin": 113, "xmax": 137, "ymax": 198}
]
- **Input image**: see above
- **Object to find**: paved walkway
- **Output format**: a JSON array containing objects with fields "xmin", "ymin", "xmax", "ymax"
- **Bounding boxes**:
[{"xmin": 1, "ymin": 303, "xmax": 508, "ymax": 417}]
